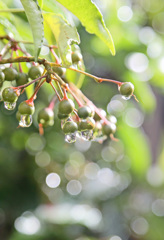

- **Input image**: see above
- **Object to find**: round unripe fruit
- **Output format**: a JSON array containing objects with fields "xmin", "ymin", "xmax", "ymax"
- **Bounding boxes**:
[
  {"xmin": 77, "ymin": 106, "xmax": 92, "ymax": 119},
  {"xmin": 16, "ymin": 111, "xmax": 21, "ymax": 121},
  {"xmin": 119, "ymin": 82, "xmax": 134, "ymax": 98},
  {"xmin": 72, "ymin": 52, "xmax": 82, "ymax": 63},
  {"xmin": 0, "ymin": 71, "xmax": 5, "ymax": 82},
  {"xmin": 16, "ymin": 72, "xmax": 28, "ymax": 86},
  {"xmin": 52, "ymin": 66, "xmax": 66, "ymax": 77},
  {"xmin": 2, "ymin": 87, "xmax": 18, "ymax": 103},
  {"xmin": 94, "ymin": 109, "xmax": 106, "ymax": 121},
  {"xmin": 102, "ymin": 123, "xmax": 116, "ymax": 136},
  {"xmin": 18, "ymin": 101, "xmax": 35, "ymax": 115},
  {"xmin": 28, "ymin": 66, "xmax": 42, "ymax": 80},
  {"xmin": 62, "ymin": 121, "xmax": 78, "ymax": 134},
  {"xmin": 3, "ymin": 68, "xmax": 18, "ymax": 81},
  {"xmin": 79, "ymin": 117, "xmax": 95, "ymax": 131},
  {"xmin": 57, "ymin": 112, "xmax": 69, "ymax": 120},
  {"xmin": 58, "ymin": 99, "xmax": 75, "ymax": 115},
  {"xmin": 38, "ymin": 108, "xmax": 54, "ymax": 127}
]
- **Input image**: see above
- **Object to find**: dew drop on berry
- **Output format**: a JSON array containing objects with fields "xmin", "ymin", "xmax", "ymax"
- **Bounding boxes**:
[
  {"xmin": 19, "ymin": 115, "xmax": 32, "ymax": 127},
  {"xmin": 65, "ymin": 133, "xmax": 77, "ymax": 143},
  {"xmin": 61, "ymin": 117, "xmax": 72, "ymax": 127},
  {"xmin": 4, "ymin": 101, "xmax": 16, "ymax": 110},
  {"xmin": 94, "ymin": 135, "xmax": 107, "ymax": 143},
  {"xmin": 122, "ymin": 95, "xmax": 132, "ymax": 100},
  {"xmin": 76, "ymin": 131, "xmax": 82, "ymax": 138},
  {"xmin": 81, "ymin": 130, "xmax": 93, "ymax": 141}
]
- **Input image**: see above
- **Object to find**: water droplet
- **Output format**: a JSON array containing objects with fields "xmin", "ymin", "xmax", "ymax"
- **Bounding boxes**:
[
  {"xmin": 122, "ymin": 95, "xmax": 132, "ymax": 100},
  {"xmin": 81, "ymin": 130, "xmax": 93, "ymax": 141},
  {"xmin": 108, "ymin": 115, "xmax": 117, "ymax": 124},
  {"xmin": 4, "ymin": 101, "xmax": 16, "ymax": 110},
  {"xmin": 65, "ymin": 133, "xmax": 77, "ymax": 143},
  {"xmin": 94, "ymin": 135, "xmax": 107, "ymax": 143},
  {"xmin": 19, "ymin": 115, "xmax": 32, "ymax": 127},
  {"xmin": 61, "ymin": 117, "xmax": 72, "ymax": 127},
  {"xmin": 76, "ymin": 131, "xmax": 82, "ymax": 138}
]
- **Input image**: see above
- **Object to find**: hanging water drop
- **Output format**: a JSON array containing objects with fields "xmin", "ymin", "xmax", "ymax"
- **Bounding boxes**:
[
  {"xmin": 76, "ymin": 131, "xmax": 82, "ymax": 138},
  {"xmin": 19, "ymin": 115, "xmax": 32, "ymax": 127},
  {"xmin": 61, "ymin": 117, "xmax": 72, "ymax": 128},
  {"xmin": 81, "ymin": 130, "xmax": 93, "ymax": 141},
  {"xmin": 121, "ymin": 95, "xmax": 132, "ymax": 100},
  {"xmin": 4, "ymin": 101, "xmax": 16, "ymax": 110},
  {"xmin": 94, "ymin": 135, "xmax": 107, "ymax": 143},
  {"xmin": 65, "ymin": 132, "xmax": 77, "ymax": 143}
]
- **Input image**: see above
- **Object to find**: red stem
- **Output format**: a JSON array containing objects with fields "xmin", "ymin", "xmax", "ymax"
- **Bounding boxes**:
[
  {"xmin": 27, "ymin": 79, "xmax": 46, "ymax": 104},
  {"xmin": 14, "ymin": 75, "xmax": 46, "ymax": 90},
  {"xmin": 16, "ymin": 46, "xmax": 31, "ymax": 57},
  {"xmin": 48, "ymin": 95, "xmax": 57, "ymax": 110},
  {"xmin": 98, "ymin": 78, "xmax": 122, "ymax": 86},
  {"xmin": 39, "ymin": 123, "xmax": 44, "ymax": 135},
  {"xmin": 17, "ymin": 46, "xmax": 35, "ymax": 65},
  {"xmin": 50, "ymin": 48, "xmax": 60, "ymax": 64},
  {"xmin": 50, "ymin": 82, "xmax": 62, "ymax": 101},
  {"xmin": 63, "ymin": 88, "xmax": 68, "ymax": 100},
  {"xmin": 73, "ymin": 110, "xmax": 80, "ymax": 122},
  {"xmin": 67, "ymin": 87, "xmax": 83, "ymax": 107},
  {"xmin": 49, "ymin": 45, "xmax": 58, "ymax": 49}
]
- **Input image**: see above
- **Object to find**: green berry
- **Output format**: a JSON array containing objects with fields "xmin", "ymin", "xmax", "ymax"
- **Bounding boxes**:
[
  {"xmin": 52, "ymin": 66, "xmax": 66, "ymax": 77},
  {"xmin": 0, "ymin": 71, "xmax": 5, "ymax": 88},
  {"xmin": 28, "ymin": 66, "xmax": 42, "ymax": 80},
  {"xmin": 38, "ymin": 108, "xmax": 54, "ymax": 127},
  {"xmin": 58, "ymin": 99, "xmax": 75, "ymax": 115},
  {"xmin": 0, "ymin": 71, "xmax": 5, "ymax": 82},
  {"xmin": 18, "ymin": 101, "xmax": 35, "ymax": 115},
  {"xmin": 3, "ymin": 67, "xmax": 18, "ymax": 81},
  {"xmin": 57, "ymin": 112, "xmax": 69, "ymax": 120},
  {"xmin": 62, "ymin": 121, "xmax": 78, "ymax": 134},
  {"xmin": 94, "ymin": 109, "xmax": 106, "ymax": 121},
  {"xmin": 79, "ymin": 117, "xmax": 95, "ymax": 131},
  {"xmin": 119, "ymin": 82, "xmax": 134, "ymax": 98},
  {"xmin": 77, "ymin": 106, "xmax": 92, "ymax": 119},
  {"xmin": 16, "ymin": 72, "xmax": 28, "ymax": 86},
  {"xmin": 72, "ymin": 52, "xmax": 82, "ymax": 64},
  {"xmin": 102, "ymin": 123, "xmax": 116, "ymax": 136},
  {"xmin": 0, "ymin": 82, "xmax": 3, "ymax": 88},
  {"xmin": 16, "ymin": 111, "xmax": 21, "ymax": 121},
  {"xmin": 2, "ymin": 87, "xmax": 18, "ymax": 103}
]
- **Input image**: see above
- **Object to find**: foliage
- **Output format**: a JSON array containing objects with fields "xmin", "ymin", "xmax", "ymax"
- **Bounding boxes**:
[{"xmin": 0, "ymin": 0, "xmax": 164, "ymax": 240}]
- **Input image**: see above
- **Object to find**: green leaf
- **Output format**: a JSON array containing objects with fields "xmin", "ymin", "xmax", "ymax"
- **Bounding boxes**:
[
  {"xmin": 56, "ymin": 0, "xmax": 115, "ymax": 55},
  {"xmin": 38, "ymin": 0, "xmax": 43, "ymax": 9},
  {"xmin": 44, "ymin": 13, "xmax": 80, "ymax": 66},
  {"xmin": 20, "ymin": 0, "xmax": 44, "ymax": 61}
]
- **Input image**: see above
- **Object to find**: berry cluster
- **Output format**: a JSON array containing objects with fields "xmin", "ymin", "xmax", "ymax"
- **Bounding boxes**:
[{"xmin": 0, "ymin": 35, "xmax": 136, "ymax": 143}]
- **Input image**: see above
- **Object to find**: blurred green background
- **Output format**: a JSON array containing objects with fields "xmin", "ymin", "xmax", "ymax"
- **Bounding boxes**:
[{"xmin": 0, "ymin": 0, "xmax": 164, "ymax": 239}]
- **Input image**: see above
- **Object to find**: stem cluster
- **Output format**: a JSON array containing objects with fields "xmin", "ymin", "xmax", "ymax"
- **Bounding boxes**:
[{"xmin": 0, "ymin": 35, "xmax": 136, "ymax": 142}]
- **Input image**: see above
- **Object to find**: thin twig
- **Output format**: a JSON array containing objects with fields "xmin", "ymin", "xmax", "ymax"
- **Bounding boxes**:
[
  {"xmin": 50, "ymin": 82, "xmax": 62, "ymax": 101},
  {"xmin": 16, "ymin": 75, "xmax": 46, "ymax": 89}
]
